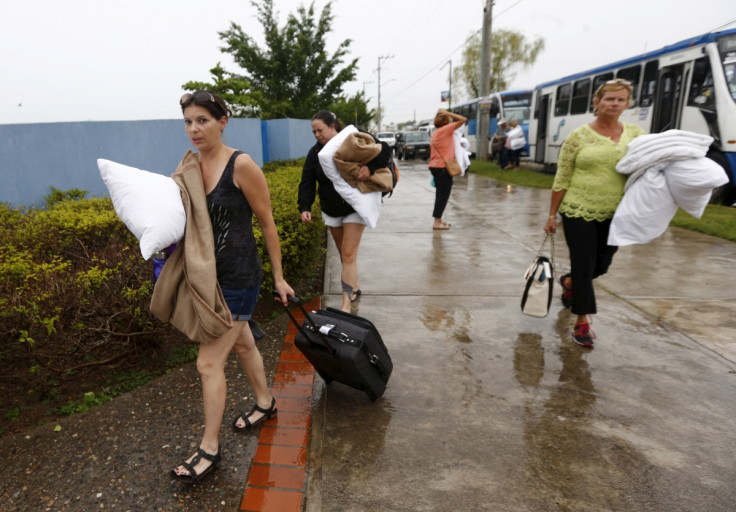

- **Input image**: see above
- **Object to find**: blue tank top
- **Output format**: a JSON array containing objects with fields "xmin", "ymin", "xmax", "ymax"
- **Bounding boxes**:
[{"xmin": 206, "ymin": 151, "xmax": 262, "ymax": 289}]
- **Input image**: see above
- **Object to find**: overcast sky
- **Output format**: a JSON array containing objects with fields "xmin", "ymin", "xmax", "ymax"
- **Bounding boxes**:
[{"xmin": 2, "ymin": 0, "xmax": 735, "ymax": 128}]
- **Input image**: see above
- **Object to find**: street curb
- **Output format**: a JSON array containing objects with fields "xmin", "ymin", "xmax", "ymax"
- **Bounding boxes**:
[{"xmin": 238, "ymin": 296, "xmax": 321, "ymax": 512}]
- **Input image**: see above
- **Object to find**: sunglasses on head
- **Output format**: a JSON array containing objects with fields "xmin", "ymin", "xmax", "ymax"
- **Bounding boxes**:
[
  {"xmin": 180, "ymin": 91, "xmax": 227, "ymax": 117},
  {"xmin": 606, "ymin": 79, "xmax": 632, "ymax": 86}
]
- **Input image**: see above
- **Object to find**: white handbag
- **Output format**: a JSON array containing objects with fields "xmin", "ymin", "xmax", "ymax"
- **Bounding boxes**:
[{"xmin": 521, "ymin": 234, "xmax": 555, "ymax": 318}]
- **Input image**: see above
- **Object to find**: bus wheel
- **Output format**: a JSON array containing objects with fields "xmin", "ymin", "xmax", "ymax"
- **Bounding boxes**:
[{"xmin": 707, "ymin": 149, "xmax": 735, "ymax": 206}]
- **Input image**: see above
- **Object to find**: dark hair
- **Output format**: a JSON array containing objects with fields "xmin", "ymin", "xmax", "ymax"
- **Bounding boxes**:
[
  {"xmin": 180, "ymin": 90, "xmax": 231, "ymax": 119},
  {"xmin": 311, "ymin": 110, "xmax": 343, "ymax": 131}
]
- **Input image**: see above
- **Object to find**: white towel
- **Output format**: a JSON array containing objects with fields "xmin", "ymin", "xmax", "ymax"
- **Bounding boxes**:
[
  {"xmin": 616, "ymin": 129, "xmax": 713, "ymax": 180},
  {"xmin": 609, "ymin": 156, "xmax": 728, "ymax": 246},
  {"xmin": 454, "ymin": 126, "xmax": 471, "ymax": 175}
]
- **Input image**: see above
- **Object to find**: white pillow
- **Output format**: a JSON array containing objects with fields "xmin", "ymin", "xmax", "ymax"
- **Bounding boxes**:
[
  {"xmin": 665, "ymin": 157, "xmax": 729, "ymax": 217},
  {"xmin": 609, "ymin": 168, "xmax": 678, "ymax": 246},
  {"xmin": 98, "ymin": 159, "xmax": 185, "ymax": 260}
]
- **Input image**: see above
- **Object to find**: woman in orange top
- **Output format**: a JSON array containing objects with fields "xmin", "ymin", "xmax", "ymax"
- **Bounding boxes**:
[{"xmin": 428, "ymin": 108, "xmax": 467, "ymax": 230}]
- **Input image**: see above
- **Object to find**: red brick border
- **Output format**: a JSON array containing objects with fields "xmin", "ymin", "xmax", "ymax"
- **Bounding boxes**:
[{"xmin": 239, "ymin": 297, "xmax": 320, "ymax": 512}]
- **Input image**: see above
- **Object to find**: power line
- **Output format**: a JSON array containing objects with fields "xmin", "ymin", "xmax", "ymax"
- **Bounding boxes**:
[
  {"xmin": 388, "ymin": 31, "xmax": 479, "ymax": 99},
  {"xmin": 710, "ymin": 17, "xmax": 736, "ymax": 32},
  {"xmin": 386, "ymin": 0, "xmax": 526, "ymax": 101}
]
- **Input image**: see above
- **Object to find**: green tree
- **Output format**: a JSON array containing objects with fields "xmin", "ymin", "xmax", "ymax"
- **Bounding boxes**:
[
  {"xmin": 182, "ymin": 63, "xmax": 261, "ymax": 118},
  {"xmin": 329, "ymin": 91, "xmax": 375, "ymax": 131},
  {"xmin": 190, "ymin": 0, "xmax": 358, "ymax": 119},
  {"xmin": 453, "ymin": 29, "xmax": 544, "ymax": 100}
]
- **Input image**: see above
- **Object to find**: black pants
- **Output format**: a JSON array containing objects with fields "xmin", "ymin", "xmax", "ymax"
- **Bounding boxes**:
[
  {"xmin": 430, "ymin": 167, "xmax": 454, "ymax": 219},
  {"xmin": 561, "ymin": 214, "xmax": 618, "ymax": 316}
]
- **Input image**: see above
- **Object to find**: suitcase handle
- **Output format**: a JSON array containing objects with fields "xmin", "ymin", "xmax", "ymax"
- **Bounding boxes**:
[{"xmin": 274, "ymin": 292, "xmax": 337, "ymax": 355}]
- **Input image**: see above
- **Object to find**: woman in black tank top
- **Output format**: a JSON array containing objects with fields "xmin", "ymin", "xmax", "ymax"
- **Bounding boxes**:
[{"xmin": 171, "ymin": 91, "xmax": 295, "ymax": 484}]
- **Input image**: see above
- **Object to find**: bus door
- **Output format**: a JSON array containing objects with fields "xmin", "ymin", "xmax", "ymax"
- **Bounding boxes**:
[
  {"xmin": 535, "ymin": 94, "xmax": 551, "ymax": 163},
  {"xmin": 652, "ymin": 64, "xmax": 686, "ymax": 133}
]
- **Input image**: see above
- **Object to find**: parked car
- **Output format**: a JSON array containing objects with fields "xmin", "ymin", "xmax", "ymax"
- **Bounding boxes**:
[
  {"xmin": 376, "ymin": 131, "xmax": 396, "ymax": 149},
  {"xmin": 396, "ymin": 131, "xmax": 431, "ymax": 160}
]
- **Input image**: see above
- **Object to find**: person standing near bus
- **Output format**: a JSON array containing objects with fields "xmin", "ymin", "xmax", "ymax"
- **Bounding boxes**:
[
  {"xmin": 503, "ymin": 119, "xmax": 526, "ymax": 170},
  {"xmin": 492, "ymin": 118, "xmax": 508, "ymax": 163},
  {"xmin": 543, "ymin": 79, "xmax": 645, "ymax": 348},
  {"xmin": 429, "ymin": 108, "xmax": 467, "ymax": 230}
]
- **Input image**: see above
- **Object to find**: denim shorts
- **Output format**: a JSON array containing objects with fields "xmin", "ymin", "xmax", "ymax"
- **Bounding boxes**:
[{"xmin": 221, "ymin": 284, "xmax": 261, "ymax": 321}]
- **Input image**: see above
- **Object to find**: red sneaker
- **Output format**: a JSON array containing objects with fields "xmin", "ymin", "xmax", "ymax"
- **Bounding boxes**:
[{"xmin": 573, "ymin": 322, "xmax": 595, "ymax": 348}]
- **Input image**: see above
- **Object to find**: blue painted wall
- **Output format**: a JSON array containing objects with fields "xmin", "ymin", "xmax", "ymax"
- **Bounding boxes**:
[
  {"xmin": 264, "ymin": 118, "xmax": 314, "ymax": 162},
  {"xmin": 0, "ymin": 118, "xmax": 313, "ymax": 207}
]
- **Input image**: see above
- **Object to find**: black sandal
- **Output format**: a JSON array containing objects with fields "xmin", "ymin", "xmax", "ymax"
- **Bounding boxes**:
[
  {"xmin": 232, "ymin": 397, "xmax": 277, "ymax": 432},
  {"xmin": 170, "ymin": 446, "xmax": 221, "ymax": 485}
]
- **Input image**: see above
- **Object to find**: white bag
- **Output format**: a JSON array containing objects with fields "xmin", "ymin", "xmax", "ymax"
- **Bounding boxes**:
[{"xmin": 521, "ymin": 235, "xmax": 555, "ymax": 318}]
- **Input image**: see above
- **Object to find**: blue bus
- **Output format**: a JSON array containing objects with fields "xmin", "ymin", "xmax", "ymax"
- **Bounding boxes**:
[
  {"xmin": 451, "ymin": 90, "xmax": 533, "ymax": 157},
  {"xmin": 528, "ymin": 28, "xmax": 736, "ymax": 204}
]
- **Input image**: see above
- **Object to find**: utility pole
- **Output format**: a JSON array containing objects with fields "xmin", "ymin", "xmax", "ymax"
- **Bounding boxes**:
[
  {"xmin": 376, "ymin": 54, "xmax": 393, "ymax": 131},
  {"xmin": 441, "ymin": 60, "xmax": 452, "ymax": 109},
  {"xmin": 478, "ymin": 0, "xmax": 493, "ymax": 160},
  {"xmin": 357, "ymin": 81, "xmax": 374, "ymax": 129}
]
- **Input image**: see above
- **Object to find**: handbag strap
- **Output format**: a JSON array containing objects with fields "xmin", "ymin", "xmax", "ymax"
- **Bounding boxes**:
[{"xmin": 536, "ymin": 234, "xmax": 555, "ymax": 273}]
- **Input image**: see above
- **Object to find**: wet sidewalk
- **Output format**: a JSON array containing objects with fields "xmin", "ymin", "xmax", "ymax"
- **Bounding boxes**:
[
  {"xmin": 2, "ymin": 164, "xmax": 735, "ymax": 512},
  {"xmin": 305, "ymin": 163, "xmax": 736, "ymax": 511}
]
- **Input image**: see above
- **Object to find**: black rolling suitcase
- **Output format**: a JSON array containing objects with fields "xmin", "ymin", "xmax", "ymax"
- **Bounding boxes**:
[{"xmin": 281, "ymin": 296, "xmax": 392, "ymax": 400}]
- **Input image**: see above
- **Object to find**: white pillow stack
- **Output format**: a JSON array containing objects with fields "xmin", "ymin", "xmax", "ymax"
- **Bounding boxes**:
[{"xmin": 98, "ymin": 159, "xmax": 185, "ymax": 259}]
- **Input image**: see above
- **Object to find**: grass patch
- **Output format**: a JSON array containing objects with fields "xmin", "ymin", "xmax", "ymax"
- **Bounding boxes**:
[
  {"xmin": 469, "ymin": 159, "xmax": 554, "ymax": 189},
  {"xmin": 670, "ymin": 204, "xmax": 736, "ymax": 242},
  {"xmin": 468, "ymin": 158, "xmax": 736, "ymax": 242}
]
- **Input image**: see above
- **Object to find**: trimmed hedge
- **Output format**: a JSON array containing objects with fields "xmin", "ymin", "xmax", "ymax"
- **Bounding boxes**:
[{"xmin": 0, "ymin": 160, "xmax": 324, "ymax": 429}]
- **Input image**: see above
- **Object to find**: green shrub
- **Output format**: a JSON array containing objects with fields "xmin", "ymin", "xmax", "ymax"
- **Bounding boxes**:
[
  {"xmin": 255, "ymin": 161, "xmax": 325, "ymax": 297},
  {"xmin": 0, "ymin": 195, "xmax": 154, "ymax": 405},
  {"xmin": 1, "ymin": 166, "xmax": 326, "ymax": 431},
  {"xmin": 44, "ymin": 186, "xmax": 88, "ymax": 208}
]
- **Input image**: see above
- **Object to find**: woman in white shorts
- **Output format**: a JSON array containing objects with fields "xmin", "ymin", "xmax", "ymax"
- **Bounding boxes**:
[{"xmin": 298, "ymin": 110, "xmax": 367, "ymax": 312}]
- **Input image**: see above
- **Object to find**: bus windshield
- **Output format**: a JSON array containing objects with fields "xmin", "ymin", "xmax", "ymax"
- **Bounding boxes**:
[
  {"xmin": 500, "ymin": 93, "xmax": 532, "ymax": 124},
  {"xmin": 718, "ymin": 33, "xmax": 736, "ymax": 102}
]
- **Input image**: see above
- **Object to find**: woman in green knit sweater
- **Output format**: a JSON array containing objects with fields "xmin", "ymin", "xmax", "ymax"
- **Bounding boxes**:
[{"xmin": 544, "ymin": 79, "xmax": 645, "ymax": 347}]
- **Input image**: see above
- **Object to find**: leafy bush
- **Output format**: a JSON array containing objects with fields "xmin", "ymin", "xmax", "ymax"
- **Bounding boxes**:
[
  {"xmin": 0, "ymin": 162, "xmax": 326, "ymax": 432},
  {"xmin": 43, "ymin": 186, "xmax": 89, "ymax": 208},
  {"xmin": 254, "ymin": 160, "xmax": 325, "ymax": 296},
  {"xmin": 0, "ymin": 196, "xmax": 155, "ymax": 407}
]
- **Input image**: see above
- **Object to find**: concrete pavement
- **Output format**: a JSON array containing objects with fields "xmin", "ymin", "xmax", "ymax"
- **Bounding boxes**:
[
  {"xmin": 305, "ymin": 162, "xmax": 736, "ymax": 511},
  {"xmin": 2, "ymin": 162, "xmax": 734, "ymax": 512}
]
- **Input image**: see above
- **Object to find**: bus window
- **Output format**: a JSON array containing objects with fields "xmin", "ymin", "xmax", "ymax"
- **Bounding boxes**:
[
  {"xmin": 469, "ymin": 102, "xmax": 477, "ymax": 119},
  {"xmin": 555, "ymin": 83, "xmax": 571, "ymax": 116},
  {"xmin": 489, "ymin": 98, "xmax": 500, "ymax": 118},
  {"xmin": 616, "ymin": 65, "xmax": 641, "ymax": 107},
  {"xmin": 688, "ymin": 57, "xmax": 715, "ymax": 109},
  {"xmin": 717, "ymin": 33, "xmax": 736, "ymax": 101},
  {"xmin": 570, "ymin": 78, "xmax": 591, "ymax": 114},
  {"xmin": 589, "ymin": 72, "xmax": 614, "ymax": 111},
  {"xmin": 640, "ymin": 60, "xmax": 659, "ymax": 107}
]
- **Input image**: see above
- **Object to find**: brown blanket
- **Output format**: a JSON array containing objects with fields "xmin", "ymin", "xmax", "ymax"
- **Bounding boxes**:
[
  {"xmin": 150, "ymin": 150, "xmax": 233, "ymax": 343},
  {"xmin": 333, "ymin": 132, "xmax": 394, "ymax": 193}
]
